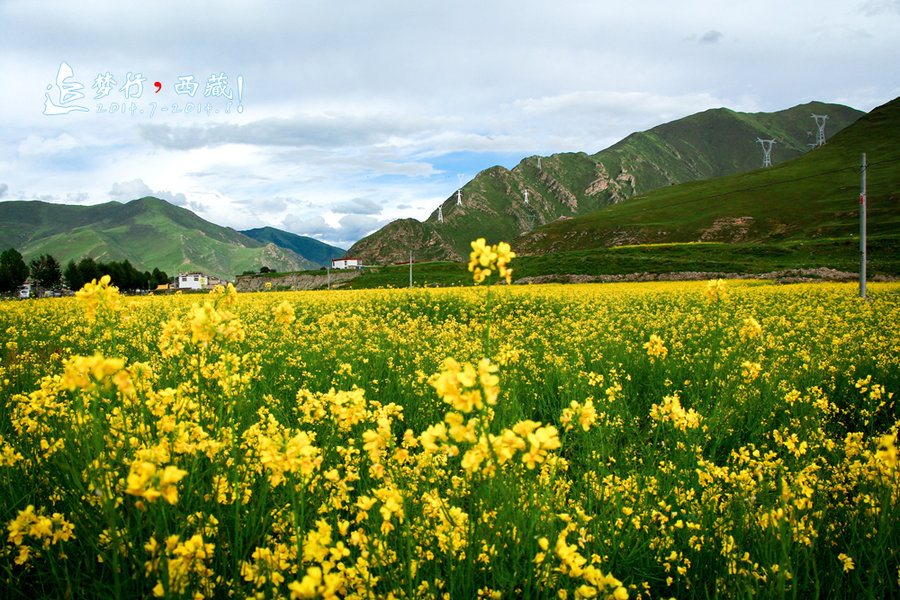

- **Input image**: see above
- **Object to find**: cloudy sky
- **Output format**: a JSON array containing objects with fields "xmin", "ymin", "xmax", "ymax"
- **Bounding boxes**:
[{"xmin": 1, "ymin": 0, "xmax": 898, "ymax": 248}]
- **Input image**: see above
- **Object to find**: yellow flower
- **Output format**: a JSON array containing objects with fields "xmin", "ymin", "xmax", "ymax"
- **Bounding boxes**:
[
  {"xmin": 75, "ymin": 275, "xmax": 120, "ymax": 320},
  {"xmin": 705, "ymin": 278, "xmax": 728, "ymax": 302},
  {"xmin": 430, "ymin": 357, "xmax": 499, "ymax": 413},
  {"xmin": 739, "ymin": 316, "xmax": 762, "ymax": 340},
  {"xmin": 273, "ymin": 300, "xmax": 296, "ymax": 326},
  {"xmin": 5, "ymin": 505, "xmax": 74, "ymax": 564},
  {"xmin": 838, "ymin": 553, "xmax": 855, "ymax": 572},
  {"xmin": 741, "ymin": 361, "xmax": 762, "ymax": 382},
  {"xmin": 649, "ymin": 394, "xmax": 701, "ymax": 431},
  {"xmin": 643, "ymin": 334, "xmax": 668, "ymax": 359},
  {"xmin": 521, "ymin": 424, "xmax": 561, "ymax": 469},
  {"xmin": 125, "ymin": 461, "xmax": 187, "ymax": 504},
  {"xmin": 876, "ymin": 434, "xmax": 898, "ymax": 469},
  {"xmin": 468, "ymin": 238, "xmax": 515, "ymax": 284}
]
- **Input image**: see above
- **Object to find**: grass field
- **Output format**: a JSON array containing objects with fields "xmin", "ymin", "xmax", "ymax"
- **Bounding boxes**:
[
  {"xmin": 1, "ymin": 273, "xmax": 898, "ymax": 598},
  {"xmin": 329, "ymin": 236, "xmax": 900, "ymax": 290}
]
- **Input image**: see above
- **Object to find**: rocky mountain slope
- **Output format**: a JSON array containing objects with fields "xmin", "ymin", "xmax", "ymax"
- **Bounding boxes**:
[
  {"xmin": 348, "ymin": 101, "xmax": 863, "ymax": 263},
  {"xmin": 512, "ymin": 96, "xmax": 900, "ymax": 255}
]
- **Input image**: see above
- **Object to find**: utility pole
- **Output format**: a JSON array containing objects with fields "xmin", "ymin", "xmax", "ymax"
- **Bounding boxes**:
[
  {"xmin": 860, "ymin": 153, "xmax": 867, "ymax": 298},
  {"xmin": 409, "ymin": 250, "xmax": 412, "ymax": 289}
]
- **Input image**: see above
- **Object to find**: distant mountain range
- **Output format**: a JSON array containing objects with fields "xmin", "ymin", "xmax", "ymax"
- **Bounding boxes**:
[
  {"xmin": 240, "ymin": 227, "xmax": 345, "ymax": 267},
  {"xmin": 2, "ymin": 99, "xmax": 888, "ymax": 283},
  {"xmin": 512, "ymin": 96, "xmax": 900, "ymax": 255},
  {"xmin": 347, "ymin": 101, "xmax": 865, "ymax": 263},
  {"xmin": 0, "ymin": 197, "xmax": 339, "ymax": 280}
]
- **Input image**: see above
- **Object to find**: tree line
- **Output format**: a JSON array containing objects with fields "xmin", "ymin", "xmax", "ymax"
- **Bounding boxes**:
[{"xmin": 0, "ymin": 248, "xmax": 170, "ymax": 296}]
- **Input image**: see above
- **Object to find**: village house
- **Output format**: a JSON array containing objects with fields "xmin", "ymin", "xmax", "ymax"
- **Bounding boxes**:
[
  {"xmin": 177, "ymin": 273, "xmax": 208, "ymax": 290},
  {"xmin": 175, "ymin": 273, "xmax": 232, "ymax": 290},
  {"xmin": 331, "ymin": 257, "xmax": 364, "ymax": 270}
]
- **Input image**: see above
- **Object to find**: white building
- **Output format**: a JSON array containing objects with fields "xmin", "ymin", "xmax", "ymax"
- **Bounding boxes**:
[
  {"xmin": 177, "ymin": 273, "xmax": 208, "ymax": 289},
  {"xmin": 331, "ymin": 258, "xmax": 363, "ymax": 270},
  {"xmin": 17, "ymin": 283, "xmax": 32, "ymax": 298}
]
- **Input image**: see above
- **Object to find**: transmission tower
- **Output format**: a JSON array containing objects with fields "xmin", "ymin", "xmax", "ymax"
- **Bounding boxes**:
[
  {"xmin": 756, "ymin": 138, "xmax": 775, "ymax": 168},
  {"xmin": 519, "ymin": 189, "xmax": 539, "ymax": 230},
  {"xmin": 456, "ymin": 189, "xmax": 462, "ymax": 206},
  {"xmin": 437, "ymin": 205, "xmax": 443, "ymax": 223},
  {"xmin": 537, "ymin": 157, "xmax": 541, "ymax": 170},
  {"xmin": 811, "ymin": 114, "xmax": 828, "ymax": 147}
]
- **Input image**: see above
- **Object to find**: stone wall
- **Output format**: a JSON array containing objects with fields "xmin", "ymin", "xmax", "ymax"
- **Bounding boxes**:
[{"xmin": 234, "ymin": 270, "xmax": 362, "ymax": 292}]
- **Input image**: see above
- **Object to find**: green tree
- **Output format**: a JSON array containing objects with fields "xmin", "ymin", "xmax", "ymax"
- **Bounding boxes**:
[
  {"xmin": 29, "ymin": 254, "xmax": 62, "ymax": 291},
  {"xmin": 150, "ymin": 267, "xmax": 169, "ymax": 287},
  {"xmin": 0, "ymin": 248, "xmax": 29, "ymax": 295},
  {"xmin": 63, "ymin": 260, "xmax": 82, "ymax": 290},
  {"xmin": 77, "ymin": 257, "xmax": 101, "ymax": 286}
]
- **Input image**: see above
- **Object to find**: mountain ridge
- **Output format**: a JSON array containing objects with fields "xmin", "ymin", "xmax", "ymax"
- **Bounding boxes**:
[
  {"xmin": 512, "ymin": 95, "xmax": 900, "ymax": 255},
  {"xmin": 0, "ymin": 197, "xmax": 320, "ymax": 280},
  {"xmin": 239, "ymin": 226, "xmax": 346, "ymax": 268},
  {"xmin": 347, "ymin": 101, "xmax": 864, "ymax": 263}
]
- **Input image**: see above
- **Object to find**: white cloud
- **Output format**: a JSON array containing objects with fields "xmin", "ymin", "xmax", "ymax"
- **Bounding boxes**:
[
  {"xmin": 108, "ymin": 178, "xmax": 192, "ymax": 209},
  {"xmin": 1, "ymin": 0, "xmax": 898, "ymax": 248},
  {"xmin": 513, "ymin": 90, "xmax": 726, "ymax": 118},
  {"xmin": 859, "ymin": 0, "xmax": 900, "ymax": 16},
  {"xmin": 138, "ymin": 112, "xmax": 448, "ymax": 151},
  {"xmin": 332, "ymin": 197, "xmax": 382, "ymax": 215},
  {"xmin": 280, "ymin": 212, "xmax": 388, "ymax": 247},
  {"xmin": 17, "ymin": 133, "xmax": 81, "ymax": 157}
]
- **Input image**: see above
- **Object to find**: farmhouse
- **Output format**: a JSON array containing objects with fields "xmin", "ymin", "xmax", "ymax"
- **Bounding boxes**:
[
  {"xmin": 177, "ymin": 273, "xmax": 208, "ymax": 290},
  {"xmin": 332, "ymin": 257, "xmax": 364, "ymax": 270}
]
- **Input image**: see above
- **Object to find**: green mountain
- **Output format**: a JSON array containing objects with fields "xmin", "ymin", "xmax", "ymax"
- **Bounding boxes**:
[
  {"xmin": 240, "ymin": 226, "xmax": 346, "ymax": 267},
  {"xmin": 347, "ymin": 101, "xmax": 863, "ymax": 263},
  {"xmin": 513, "ymin": 96, "xmax": 900, "ymax": 255},
  {"xmin": 0, "ymin": 196, "xmax": 318, "ymax": 281}
]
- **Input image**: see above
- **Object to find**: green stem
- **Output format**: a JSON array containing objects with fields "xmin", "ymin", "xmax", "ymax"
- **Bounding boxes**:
[{"xmin": 483, "ymin": 287, "xmax": 494, "ymax": 358}]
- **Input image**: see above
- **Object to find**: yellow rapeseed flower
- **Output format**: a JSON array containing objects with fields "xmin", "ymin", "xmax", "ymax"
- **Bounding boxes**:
[
  {"xmin": 273, "ymin": 299, "xmax": 296, "ymax": 326},
  {"xmin": 644, "ymin": 334, "xmax": 668, "ymax": 359},
  {"xmin": 739, "ymin": 316, "xmax": 762, "ymax": 341},
  {"xmin": 838, "ymin": 553, "xmax": 855, "ymax": 572},
  {"xmin": 75, "ymin": 275, "xmax": 120, "ymax": 320},
  {"xmin": 705, "ymin": 278, "xmax": 728, "ymax": 303},
  {"xmin": 468, "ymin": 238, "xmax": 515, "ymax": 284}
]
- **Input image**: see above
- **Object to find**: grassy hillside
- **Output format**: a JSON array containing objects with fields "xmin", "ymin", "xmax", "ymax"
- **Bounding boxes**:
[
  {"xmin": 514, "ymin": 96, "xmax": 900, "ymax": 257},
  {"xmin": 0, "ymin": 197, "xmax": 317, "ymax": 280},
  {"xmin": 240, "ymin": 226, "xmax": 346, "ymax": 267},
  {"xmin": 348, "ymin": 101, "xmax": 863, "ymax": 263}
]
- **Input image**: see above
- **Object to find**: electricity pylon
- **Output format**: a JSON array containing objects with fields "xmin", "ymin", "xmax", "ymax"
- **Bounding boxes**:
[{"xmin": 757, "ymin": 138, "xmax": 775, "ymax": 167}]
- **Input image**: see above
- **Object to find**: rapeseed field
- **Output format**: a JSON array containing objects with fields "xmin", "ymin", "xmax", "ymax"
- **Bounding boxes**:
[{"xmin": 1, "ymin": 248, "xmax": 898, "ymax": 598}]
